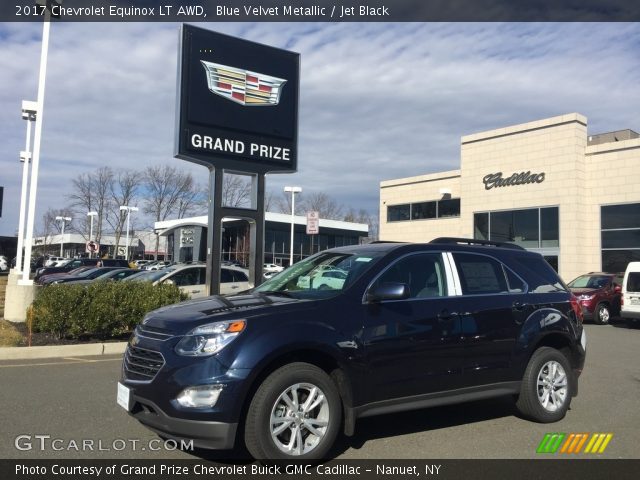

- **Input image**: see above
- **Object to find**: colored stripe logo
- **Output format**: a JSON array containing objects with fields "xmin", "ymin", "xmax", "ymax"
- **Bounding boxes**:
[{"xmin": 537, "ymin": 433, "xmax": 613, "ymax": 454}]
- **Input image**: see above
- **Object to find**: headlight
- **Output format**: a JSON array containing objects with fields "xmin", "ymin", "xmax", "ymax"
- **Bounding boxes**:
[
  {"xmin": 578, "ymin": 294, "xmax": 594, "ymax": 301},
  {"xmin": 174, "ymin": 320, "xmax": 246, "ymax": 356}
]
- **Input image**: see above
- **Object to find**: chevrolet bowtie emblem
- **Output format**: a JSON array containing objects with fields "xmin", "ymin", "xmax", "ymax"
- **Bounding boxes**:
[{"xmin": 201, "ymin": 60, "xmax": 287, "ymax": 106}]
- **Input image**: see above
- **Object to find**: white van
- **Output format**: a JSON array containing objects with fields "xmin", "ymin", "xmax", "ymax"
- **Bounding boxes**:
[{"xmin": 621, "ymin": 261, "xmax": 640, "ymax": 322}]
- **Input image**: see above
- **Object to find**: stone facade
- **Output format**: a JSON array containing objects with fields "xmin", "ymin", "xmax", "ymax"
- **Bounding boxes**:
[{"xmin": 379, "ymin": 113, "xmax": 640, "ymax": 282}]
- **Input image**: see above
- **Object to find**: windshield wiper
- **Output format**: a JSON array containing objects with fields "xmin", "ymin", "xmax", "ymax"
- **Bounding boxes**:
[{"xmin": 256, "ymin": 290, "xmax": 294, "ymax": 298}]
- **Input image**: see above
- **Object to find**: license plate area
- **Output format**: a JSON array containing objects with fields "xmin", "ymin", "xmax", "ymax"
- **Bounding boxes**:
[{"xmin": 117, "ymin": 382, "xmax": 131, "ymax": 411}]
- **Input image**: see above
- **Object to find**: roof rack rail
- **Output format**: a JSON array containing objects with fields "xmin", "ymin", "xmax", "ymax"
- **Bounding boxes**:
[{"xmin": 429, "ymin": 237, "xmax": 525, "ymax": 251}]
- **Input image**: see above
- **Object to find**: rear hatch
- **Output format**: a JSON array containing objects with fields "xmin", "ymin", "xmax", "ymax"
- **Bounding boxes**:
[{"xmin": 623, "ymin": 272, "xmax": 640, "ymax": 312}]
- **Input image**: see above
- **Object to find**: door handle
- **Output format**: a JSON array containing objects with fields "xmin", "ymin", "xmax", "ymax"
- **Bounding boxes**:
[
  {"xmin": 437, "ymin": 310, "xmax": 458, "ymax": 321},
  {"xmin": 512, "ymin": 301, "xmax": 529, "ymax": 311}
]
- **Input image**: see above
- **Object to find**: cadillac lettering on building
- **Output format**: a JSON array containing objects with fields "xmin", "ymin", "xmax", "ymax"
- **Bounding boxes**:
[{"xmin": 483, "ymin": 171, "xmax": 546, "ymax": 190}]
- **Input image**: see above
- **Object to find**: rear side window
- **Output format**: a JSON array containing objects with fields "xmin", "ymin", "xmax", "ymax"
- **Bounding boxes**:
[
  {"xmin": 627, "ymin": 273, "xmax": 640, "ymax": 292},
  {"xmin": 512, "ymin": 256, "xmax": 566, "ymax": 293},
  {"xmin": 452, "ymin": 253, "xmax": 508, "ymax": 295}
]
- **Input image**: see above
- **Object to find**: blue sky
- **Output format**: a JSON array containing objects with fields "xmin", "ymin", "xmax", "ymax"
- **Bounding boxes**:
[{"xmin": 1, "ymin": 22, "xmax": 639, "ymax": 236}]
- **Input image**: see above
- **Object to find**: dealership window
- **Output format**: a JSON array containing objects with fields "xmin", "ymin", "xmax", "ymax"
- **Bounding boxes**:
[
  {"xmin": 439, "ymin": 198, "xmax": 461, "ymax": 218},
  {"xmin": 474, "ymin": 207, "xmax": 558, "ymax": 250},
  {"xmin": 387, "ymin": 198, "xmax": 460, "ymax": 222},
  {"xmin": 388, "ymin": 204, "xmax": 411, "ymax": 222},
  {"xmin": 601, "ymin": 203, "xmax": 640, "ymax": 273},
  {"xmin": 412, "ymin": 201, "xmax": 437, "ymax": 220}
]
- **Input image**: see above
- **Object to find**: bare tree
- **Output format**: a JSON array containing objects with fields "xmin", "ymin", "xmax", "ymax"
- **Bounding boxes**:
[
  {"xmin": 299, "ymin": 192, "xmax": 344, "ymax": 220},
  {"xmin": 273, "ymin": 190, "xmax": 304, "ymax": 215},
  {"xmin": 344, "ymin": 207, "xmax": 379, "ymax": 242},
  {"xmin": 143, "ymin": 165, "xmax": 200, "ymax": 259},
  {"xmin": 221, "ymin": 173, "xmax": 253, "ymax": 208},
  {"xmin": 38, "ymin": 207, "xmax": 75, "ymax": 255},
  {"xmin": 67, "ymin": 167, "xmax": 113, "ymax": 244},
  {"xmin": 105, "ymin": 170, "xmax": 141, "ymax": 257}
]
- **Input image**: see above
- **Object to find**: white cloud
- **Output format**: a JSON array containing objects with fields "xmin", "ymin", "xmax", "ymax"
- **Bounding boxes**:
[{"xmin": 0, "ymin": 22, "xmax": 639, "ymax": 236}]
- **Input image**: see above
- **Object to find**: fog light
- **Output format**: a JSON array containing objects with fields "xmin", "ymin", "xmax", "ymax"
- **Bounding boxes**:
[{"xmin": 176, "ymin": 384, "xmax": 224, "ymax": 408}]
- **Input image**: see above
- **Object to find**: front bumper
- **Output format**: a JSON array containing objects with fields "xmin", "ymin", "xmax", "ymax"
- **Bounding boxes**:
[
  {"xmin": 580, "ymin": 305, "xmax": 595, "ymax": 320},
  {"xmin": 129, "ymin": 394, "xmax": 237, "ymax": 450}
]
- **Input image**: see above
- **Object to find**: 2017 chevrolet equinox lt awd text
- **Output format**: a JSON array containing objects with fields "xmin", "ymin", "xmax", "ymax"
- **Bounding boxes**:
[{"xmin": 118, "ymin": 238, "xmax": 586, "ymax": 460}]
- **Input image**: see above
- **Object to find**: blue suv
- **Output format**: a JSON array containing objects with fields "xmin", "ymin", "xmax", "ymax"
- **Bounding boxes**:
[{"xmin": 118, "ymin": 238, "xmax": 586, "ymax": 460}]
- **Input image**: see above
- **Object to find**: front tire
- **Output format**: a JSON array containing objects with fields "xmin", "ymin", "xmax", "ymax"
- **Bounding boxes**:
[
  {"xmin": 516, "ymin": 347, "xmax": 572, "ymax": 423},
  {"xmin": 594, "ymin": 303, "xmax": 610, "ymax": 325},
  {"xmin": 244, "ymin": 363, "xmax": 342, "ymax": 460}
]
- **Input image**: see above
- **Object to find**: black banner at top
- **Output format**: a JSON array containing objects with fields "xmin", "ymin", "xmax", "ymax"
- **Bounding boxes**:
[{"xmin": 3, "ymin": 0, "xmax": 640, "ymax": 22}]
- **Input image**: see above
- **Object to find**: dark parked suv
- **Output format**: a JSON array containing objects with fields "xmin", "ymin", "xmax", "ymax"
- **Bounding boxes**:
[
  {"xmin": 567, "ymin": 272, "xmax": 623, "ymax": 325},
  {"xmin": 118, "ymin": 238, "xmax": 586, "ymax": 460}
]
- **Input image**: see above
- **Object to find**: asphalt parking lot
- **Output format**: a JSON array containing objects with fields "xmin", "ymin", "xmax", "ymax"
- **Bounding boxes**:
[{"xmin": 0, "ymin": 321, "xmax": 638, "ymax": 460}]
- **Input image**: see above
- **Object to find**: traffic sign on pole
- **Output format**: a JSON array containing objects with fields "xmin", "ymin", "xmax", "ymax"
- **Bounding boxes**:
[{"xmin": 306, "ymin": 211, "xmax": 319, "ymax": 235}]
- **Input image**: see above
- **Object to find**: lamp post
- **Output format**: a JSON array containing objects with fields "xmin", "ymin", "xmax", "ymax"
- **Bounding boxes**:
[
  {"xmin": 87, "ymin": 211, "xmax": 97, "ymax": 258},
  {"xmin": 283, "ymin": 186, "xmax": 301, "ymax": 266},
  {"xmin": 55, "ymin": 216, "xmax": 71, "ymax": 257},
  {"xmin": 21, "ymin": 0, "xmax": 61, "ymax": 284},
  {"xmin": 119, "ymin": 206, "xmax": 138, "ymax": 261},
  {"xmin": 15, "ymin": 101, "xmax": 37, "ymax": 274}
]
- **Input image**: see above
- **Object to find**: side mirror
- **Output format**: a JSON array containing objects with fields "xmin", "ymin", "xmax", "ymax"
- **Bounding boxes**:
[
  {"xmin": 164, "ymin": 279, "xmax": 175, "ymax": 286},
  {"xmin": 366, "ymin": 282, "xmax": 410, "ymax": 303},
  {"xmin": 614, "ymin": 285, "xmax": 622, "ymax": 293}
]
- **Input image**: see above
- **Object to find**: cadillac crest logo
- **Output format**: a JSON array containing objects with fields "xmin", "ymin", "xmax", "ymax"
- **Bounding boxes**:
[{"xmin": 201, "ymin": 60, "xmax": 287, "ymax": 106}]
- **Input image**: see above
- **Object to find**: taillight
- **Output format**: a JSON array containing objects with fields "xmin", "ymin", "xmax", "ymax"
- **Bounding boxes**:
[
  {"xmin": 621, "ymin": 295, "xmax": 624, "ymax": 307},
  {"xmin": 570, "ymin": 294, "xmax": 583, "ymax": 323}
]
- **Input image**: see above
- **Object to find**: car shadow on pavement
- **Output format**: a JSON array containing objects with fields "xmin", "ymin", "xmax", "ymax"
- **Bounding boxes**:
[
  {"xmin": 609, "ymin": 317, "xmax": 640, "ymax": 329},
  {"xmin": 331, "ymin": 395, "xmax": 517, "ymax": 455}
]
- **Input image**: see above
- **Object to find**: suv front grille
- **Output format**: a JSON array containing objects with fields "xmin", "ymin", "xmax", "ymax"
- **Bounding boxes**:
[{"xmin": 124, "ymin": 346, "xmax": 165, "ymax": 381}]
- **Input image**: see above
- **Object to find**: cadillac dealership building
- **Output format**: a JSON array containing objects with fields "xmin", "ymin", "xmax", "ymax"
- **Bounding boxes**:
[{"xmin": 380, "ymin": 113, "xmax": 640, "ymax": 282}]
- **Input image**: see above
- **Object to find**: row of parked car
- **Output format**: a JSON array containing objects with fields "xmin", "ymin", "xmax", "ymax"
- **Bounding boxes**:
[{"xmin": 34, "ymin": 262, "xmax": 252, "ymax": 298}]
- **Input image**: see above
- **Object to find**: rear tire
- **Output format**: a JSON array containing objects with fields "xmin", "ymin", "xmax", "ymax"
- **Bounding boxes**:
[
  {"xmin": 244, "ymin": 363, "xmax": 341, "ymax": 460},
  {"xmin": 516, "ymin": 347, "xmax": 572, "ymax": 423},
  {"xmin": 594, "ymin": 303, "xmax": 610, "ymax": 325}
]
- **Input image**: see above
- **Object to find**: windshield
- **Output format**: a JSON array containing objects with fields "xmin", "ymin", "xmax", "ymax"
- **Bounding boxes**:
[
  {"xmin": 254, "ymin": 250, "xmax": 383, "ymax": 299},
  {"xmin": 568, "ymin": 275, "xmax": 610, "ymax": 289}
]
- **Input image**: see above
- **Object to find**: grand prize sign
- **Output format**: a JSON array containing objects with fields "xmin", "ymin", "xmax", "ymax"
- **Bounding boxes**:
[
  {"xmin": 174, "ymin": 25, "xmax": 300, "ymax": 294},
  {"xmin": 175, "ymin": 24, "xmax": 300, "ymax": 174}
]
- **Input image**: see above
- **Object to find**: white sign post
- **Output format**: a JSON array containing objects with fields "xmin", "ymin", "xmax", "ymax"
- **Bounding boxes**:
[{"xmin": 306, "ymin": 211, "xmax": 319, "ymax": 235}]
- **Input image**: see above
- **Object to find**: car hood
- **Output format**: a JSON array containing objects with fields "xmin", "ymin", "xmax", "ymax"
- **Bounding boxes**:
[{"xmin": 140, "ymin": 293, "xmax": 304, "ymax": 335}]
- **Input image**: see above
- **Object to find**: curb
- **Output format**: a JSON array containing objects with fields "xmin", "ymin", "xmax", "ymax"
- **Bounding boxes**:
[{"xmin": 0, "ymin": 342, "xmax": 127, "ymax": 361}]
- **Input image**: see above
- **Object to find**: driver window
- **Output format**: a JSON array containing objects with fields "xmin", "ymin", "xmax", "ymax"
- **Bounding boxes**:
[{"xmin": 373, "ymin": 253, "xmax": 448, "ymax": 299}]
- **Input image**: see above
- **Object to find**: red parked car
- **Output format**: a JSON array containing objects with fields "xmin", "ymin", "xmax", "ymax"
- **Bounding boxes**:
[{"xmin": 567, "ymin": 272, "xmax": 623, "ymax": 324}]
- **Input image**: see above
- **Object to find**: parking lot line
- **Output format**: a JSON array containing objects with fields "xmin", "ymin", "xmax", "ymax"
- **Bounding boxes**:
[{"xmin": 0, "ymin": 357, "xmax": 122, "ymax": 368}]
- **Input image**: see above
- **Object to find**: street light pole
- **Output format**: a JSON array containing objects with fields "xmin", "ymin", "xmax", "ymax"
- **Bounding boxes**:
[
  {"xmin": 119, "ymin": 206, "xmax": 138, "ymax": 261},
  {"xmin": 16, "ymin": 101, "xmax": 37, "ymax": 274},
  {"xmin": 87, "ymin": 211, "xmax": 97, "ymax": 258},
  {"xmin": 55, "ymin": 216, "xmax": 71, "ymax": 257},
  {"xmin": 284, "ymin": 186, "xmax": 302, "ymax": 266},
  {"xmin": 21, "ymin": 1, "xmax": 59, "ymax": 284}
]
